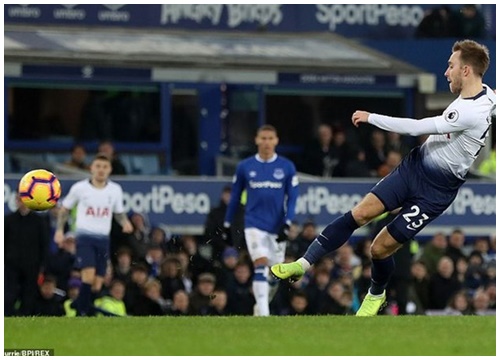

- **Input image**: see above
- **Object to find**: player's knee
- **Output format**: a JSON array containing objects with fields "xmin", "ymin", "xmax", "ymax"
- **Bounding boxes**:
[
  {"xmin": 253, "ymin": 257, "xmax": 268, "ymax": 267},
  {"xmin": 351, "ymin": 207, "xmax": 373, "ymax": 226},
  {"xmin": 370, "ymin": 242, "xmax": 390, "ymax": 259}
]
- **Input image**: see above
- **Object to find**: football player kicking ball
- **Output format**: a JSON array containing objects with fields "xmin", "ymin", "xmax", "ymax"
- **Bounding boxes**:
[
  {"xmin": 271, "ymin": 40, "xmax": 495, "ymax": 316},
  {"xmin": 54, "ymin": 153, "xmax": 133, "ymax": 316}
]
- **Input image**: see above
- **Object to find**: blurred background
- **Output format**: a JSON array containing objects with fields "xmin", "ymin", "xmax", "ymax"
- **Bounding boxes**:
[{"xmin": 4, "ymin": 4, "xmax": 496, "ymax": 317}]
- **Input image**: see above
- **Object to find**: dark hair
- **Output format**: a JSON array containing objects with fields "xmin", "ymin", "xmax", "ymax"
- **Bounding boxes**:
[
  {"xmin": 116, "ymin": 247, "xmax": 132, "ymax": 257},
  {"xmin": 453, "ymin": 40, "xmax": 490, "ymax": 77},
  {"xmin": 302, "ymin": 220, "xmax": 316, "ymax": 228},
  {"xmin": 291, "ymin": 289, "xmax": 308, "ymax": 300},
  {"xmin": 70, "ymin": 143, "xmax": 86, "ymax": 153},
  {"xmin": 92, "ymin": 152, "xmax": 112, "ymax": 163},
  {"xmin": 110, "ymin": 279, "xmax": 125, "ymax": 289},
  {"xmin": 42, "ymin": 275, "xmax": 57, "ymax": 285},
  {"xmin": 131, "ymin": 263, "xmax": 149, "ymax": 273}
]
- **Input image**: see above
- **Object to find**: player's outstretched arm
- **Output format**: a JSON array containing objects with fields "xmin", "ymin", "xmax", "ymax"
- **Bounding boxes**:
[
  {"xmin": 353, "ymin": 110, "xmax": 442, "ymax": 136},
  {"xmin": 114, "ymin": 213, "xmax": 133, "ymax": 233}
]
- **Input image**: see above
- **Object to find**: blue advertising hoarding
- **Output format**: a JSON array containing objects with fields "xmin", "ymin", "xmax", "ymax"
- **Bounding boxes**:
[
  {"xmin": 4, "ymin": 4, "xmax": 495, "ymax": 39},
  {"xmin": 4, "ymin": 176, "xmax": 495, "ymax": 238}
]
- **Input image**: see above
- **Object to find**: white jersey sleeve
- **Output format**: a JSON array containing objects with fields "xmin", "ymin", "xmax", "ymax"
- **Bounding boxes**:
[
  {"xmin": 367, "ymin": 114, "xmax": 440, "ymax": 136},
  {"xmin": 61, "ymin": 181, "xmax": 83, "ymax": 209},
  {"xmin": 368, "ymin": 111, "xmax": 480, "ymax": 137},
  {"xmin": 113, "ymin": 185, "xmax": 125, "ymax": 214}
]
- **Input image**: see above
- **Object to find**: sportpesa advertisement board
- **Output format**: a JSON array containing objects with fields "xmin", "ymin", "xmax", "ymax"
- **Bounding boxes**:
[
  {"xmin": 5, "ymin": 4, "xmax": 496, "ymax": 39},
  {"xmin": 4, "ymin": 176, "xmax": 495, "ymax": 237}
]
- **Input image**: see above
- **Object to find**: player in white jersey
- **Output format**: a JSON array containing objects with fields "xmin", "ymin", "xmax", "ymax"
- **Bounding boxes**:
[
  {"xmin": 54, "ymin": 153, "xmax": 133, "ymax": 316},
  {"xmin": 271, "ymin": 40, "xmax": 495, "ymax": 316}
]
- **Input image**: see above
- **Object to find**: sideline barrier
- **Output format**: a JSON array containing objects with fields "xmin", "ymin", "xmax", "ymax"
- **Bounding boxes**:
[{"xmin": 4, "ymin": 175, "xmax": 495, "ymax": 237}]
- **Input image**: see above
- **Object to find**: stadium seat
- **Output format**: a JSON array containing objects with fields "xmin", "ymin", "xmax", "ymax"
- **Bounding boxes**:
[
  {"xmin": 117, "ymin": 154, "xmax": 134, "ymax": 175},
  {"xmin": 12, "ymin": 153, "xmax": 47, "ymax": 173},
  {"xmin": 45, "ymin": 153, "xmax": 73, "ymax": 165},
  {"xmin": 129, "ymin": 155, "xmax": 160, "ymax": 175}
]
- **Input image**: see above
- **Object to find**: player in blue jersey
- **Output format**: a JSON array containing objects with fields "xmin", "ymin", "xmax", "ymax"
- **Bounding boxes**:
[
  {"xmin": 271, "ymin": 40, "xmax": 495, "ymax": 316},
  {"xmin": 222, "ymin": 124, "xmax": 299, "ymax": 316},
  {"xmin": 54, "ymin": 154, "xmax": 133, "ymax": 316}
]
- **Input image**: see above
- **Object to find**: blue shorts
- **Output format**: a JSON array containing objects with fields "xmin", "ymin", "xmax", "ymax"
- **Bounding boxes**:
[
  {"xmin": 75, "ymin": 234, "xmax": 110, "ymax": 276},
  {"xmin": 370, "ymin": 149, "xmax": 462, "ymax": 244}
]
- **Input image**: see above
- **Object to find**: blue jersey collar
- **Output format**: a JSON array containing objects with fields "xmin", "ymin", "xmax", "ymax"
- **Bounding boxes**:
[{"xmin": 255, "ymin": 153, "xmax": 278, "ymax": 163}]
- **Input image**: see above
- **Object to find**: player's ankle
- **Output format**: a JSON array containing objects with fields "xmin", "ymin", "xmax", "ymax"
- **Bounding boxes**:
[{"xmin": 296, "ymin": 258, "xmax": 311, "ymax": 272}]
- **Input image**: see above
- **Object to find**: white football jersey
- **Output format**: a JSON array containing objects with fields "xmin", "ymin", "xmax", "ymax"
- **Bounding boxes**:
[
  {"xmin": 422, "ymin": 85, "xmax": 495, "ymax": 180},
  {"xmin": 369, "ymin": 85, "xmax": 496, "ymax": 181},
  {"xmin": 62, "ymin": 179, "xmax": 125, "ymax": 236}
]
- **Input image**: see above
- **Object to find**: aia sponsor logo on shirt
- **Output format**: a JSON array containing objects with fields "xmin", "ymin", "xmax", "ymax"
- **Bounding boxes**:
[{"xmin": 85, "ymin": 207, "xmax": 111, "ymax": 217}]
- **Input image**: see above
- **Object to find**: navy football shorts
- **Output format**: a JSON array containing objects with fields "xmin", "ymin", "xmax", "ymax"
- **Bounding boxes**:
[
  {"xmin": 75, "ymin": 234, "xmax": 110, "ymax": 276},
  {"xmin": 370, "ymin": 165, "xmax": 460, "ymax": 244}
]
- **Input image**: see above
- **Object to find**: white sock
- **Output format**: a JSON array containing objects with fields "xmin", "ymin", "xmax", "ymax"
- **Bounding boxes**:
[
  {"xmin": 297, "ymin": 257, "xmax": 311, "ymax": 272},
  {"xmin": 368, "ymin": 289, "xmax": 386, "ymax": 298},
  {"xmin": 253, "ymin": 266, "xmax": 270, "ymax": 316}
]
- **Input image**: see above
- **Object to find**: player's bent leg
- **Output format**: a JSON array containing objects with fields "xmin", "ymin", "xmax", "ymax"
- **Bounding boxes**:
[
  {"xmin": 272, "ymin": 193, "xmax": 387, "ymax": 283},
  {"xmin": 356, "ymin": 228, "xmax": 401, "ymax": 317},
  {"xmin": 370, "ymin": 227, "xmax": 403, "ymax": 260},
  {"xmin": 351, "ymin": 193, "xmax": 387, "ymax": 226}
]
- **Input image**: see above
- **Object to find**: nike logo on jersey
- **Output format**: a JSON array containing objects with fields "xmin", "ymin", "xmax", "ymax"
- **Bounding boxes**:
[{"xmin": 406, "ymin": 224, "xmax": 418, "ymax": 231}]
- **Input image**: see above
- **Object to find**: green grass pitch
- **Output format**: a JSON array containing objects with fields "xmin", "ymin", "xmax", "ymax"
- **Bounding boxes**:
[{"xmin": 4, "ymin": 316, "xmax": 495, "ymax": 356}]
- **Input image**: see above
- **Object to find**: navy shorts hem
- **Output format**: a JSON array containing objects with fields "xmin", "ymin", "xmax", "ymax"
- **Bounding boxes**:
[
  {"xmin": 386, "ymin": 222, "xmax": 409, "ymax": 244},
  {"xmin": 75, "ymin": 235, "xmax": 110, "ymax": 277},
  {"xmin": 370, "ymin": 190, "xmax": 389, "ymax": 212}
]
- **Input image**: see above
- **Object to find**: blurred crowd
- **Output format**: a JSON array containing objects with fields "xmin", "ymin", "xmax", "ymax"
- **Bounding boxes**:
[
  {"xmin": 299, "ymin": 124, "xmax": 412, "ymax": 178},
  {"xmin": 415, "ymin": 4, "xmax": 487, "ymax": 39},
  {"xmin": 299, "ymin": 122, "xmax": 494, "ymax": 179},
  {"xmin": 5, "ymin": 187, "xmax": 495, "ymax": 317}
]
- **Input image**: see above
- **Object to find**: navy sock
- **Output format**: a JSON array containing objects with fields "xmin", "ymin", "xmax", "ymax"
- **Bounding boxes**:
[
  {"xmin": 88, "ymin": 291, "xmax": 100, "ymax": 316},
  {"xmin": 369, "ymin": 256, "xmax": 395, "ymax": 295},
  {"xmin": 77, "ymin": 283, "xmax": 92, "ymax": 316},
  {"xmin": 303, "ymin": 211, "xmax": 359, "ymax": 264}
]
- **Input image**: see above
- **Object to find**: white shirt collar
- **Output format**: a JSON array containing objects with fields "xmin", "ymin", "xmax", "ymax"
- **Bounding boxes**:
[{"xmin": 255, "ymin": 153, "xmax": 278, "ymax": 163}]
